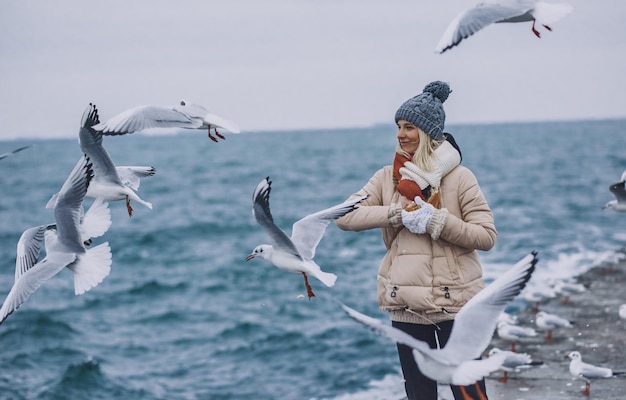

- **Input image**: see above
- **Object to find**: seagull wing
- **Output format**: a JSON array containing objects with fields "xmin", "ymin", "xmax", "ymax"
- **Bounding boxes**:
[
  {"xmin": 79, "ymin": 105, "xmax": 124, "ymax": 186},
  {"xmin": 92, "ymin": 105, "xmax": 199, "ymax": 135},
  {"xmin": 0, "ymin": 145, "xmax": 33, "ymax": 160},
  {"xmin": 204, "ymin": 113, "xmax": 241, "ymax": 134},
  {"xmin": 14, "ymin": 224, "xmax": 56, "ymax": 281},
  {"xmin": 291, "ymin": 195, "xmax": 367, "ymax": 260},
  {"xmin": 435, "ymin": 3, "xmax": 532, "ymax": 53},
  {"xmin": 116, "ymin": 166, "xmax": 156, "ymax": 190},
  {"xmin": 578, "ymin": 362, "xmax": 613, "ymax": 379},
  {"xmin": 0, "ymin": 251, "xmax": 77, "ymax": 325},
  {"xmin": 54, "ymin": 157, "xmax": 93, "ymax": 254},
  {"xmin": 252, "ymin": 177, "xmax": 301, "ymax": 259},
  {"xmin": 80, "ymin": 198, "xmax": 112, "ymax": 240},
  {"xmin": 436, "ymin": 252, "xmax": 538, "ymax": 363},
  {"xmin": 341, "ymin": 303, "xmax": 432, "ymax": 354}
]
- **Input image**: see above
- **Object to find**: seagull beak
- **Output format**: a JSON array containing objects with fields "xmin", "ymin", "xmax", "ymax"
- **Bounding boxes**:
[
  {"xmin": 245, "ymin": 254, "xmax": 255, "ymax": 261},
  {"xmin": 564, "ymin": 355, "xmax": 571, "ymax": 360}
]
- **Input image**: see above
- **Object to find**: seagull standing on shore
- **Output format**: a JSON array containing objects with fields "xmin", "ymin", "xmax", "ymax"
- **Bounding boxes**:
[
  {"xmin": 0, "ymin": 157, "xmax": 112, "ymax": 325},
  {"xmin": 566, "ymin": 351, "xmax": 626, "ymax": 396},
  {"xmin": 535, "ymin": 310, "xmax": 572, "ymax": 341},
  {"xmin": 342, "ymin": 252, "xmax": 538, "ymax": 399},
  {"xmin": 246, "ymin": 177, "xmax": 367, "ymax": 299},
  {"xmin": 522, "ymin": 282, "xmax": 556, "ymax": 311},
  {"xmin": 435, "ymin": 0, "xmax": 573, "ymax": 54},
  {"xmin": 603, "ymin": 169, "xmax": 626, "ymax": 212},
  {"xmin": 487, "ymin": 347, "xmax": 541, "ymax": 383},
  {"xmin": 551, "ymin": 278, "xmax": 586, "ymax": 304},
  {"xmin": 497, "ymin": 321, "xmax": 538, "ymax": 352},
  {"xmin": 91, "ymin": 100, "xmax": 240, "ymax": 142}
]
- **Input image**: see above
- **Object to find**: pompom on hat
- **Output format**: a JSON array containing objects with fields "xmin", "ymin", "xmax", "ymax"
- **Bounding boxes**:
[{"xmin": 394, "ymin": 81, "xmax": 451, "ymax": 141}]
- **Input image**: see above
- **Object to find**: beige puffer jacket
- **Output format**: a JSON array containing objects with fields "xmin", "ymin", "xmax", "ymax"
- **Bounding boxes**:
[{"xmin": 336, "ymin": 164, "xmax": 497, "ymax": 324}]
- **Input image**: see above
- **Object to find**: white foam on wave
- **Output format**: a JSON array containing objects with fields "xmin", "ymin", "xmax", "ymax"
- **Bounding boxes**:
[{"xmin": 321, "ymin": 373, "xmax": 406, "ymax": 400}]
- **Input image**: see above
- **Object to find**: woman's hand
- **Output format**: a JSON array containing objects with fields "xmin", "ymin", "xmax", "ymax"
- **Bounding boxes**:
[
  {"xmin": 400, "ymin": 196, "xmax": 416, "ymax": 210},
  {"xmin": 401, "ymin": 197, "xmax": 434, "ymax": 234}
]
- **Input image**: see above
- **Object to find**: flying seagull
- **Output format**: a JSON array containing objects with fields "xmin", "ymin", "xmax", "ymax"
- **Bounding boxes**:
[
  {"xmin": 0, "ymin": 145, "xmax": 33, "ymax": 161},
  {"xmin": 246, "ymin": 176, "xmax": 367, "ymax": 300},
  {"xmin": 603, "ymin": 169, "xmax": 626, "ymax": 212},
  {"xmin": 342, "ymin": 252, "xmax": 538, "ymax": 399},
  {"xmin": 0, "ymin": 157, "xmax": 112, "ymax": 325},
  {"xmin": 91, "ymin": 100, "xmax": 240, "ymax": 142},
  {"xmin": 76, "ymin": 104, "xmax": 154, "ymax": 217},
  {"xmin": 435, "ymin": 0, "xmax": 573, "ymax": 54}
]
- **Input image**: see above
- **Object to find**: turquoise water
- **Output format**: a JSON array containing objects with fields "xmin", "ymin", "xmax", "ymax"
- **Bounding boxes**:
[{"xmin": 1, "ymin": 119, "xmax": 626, "ymax": 399}]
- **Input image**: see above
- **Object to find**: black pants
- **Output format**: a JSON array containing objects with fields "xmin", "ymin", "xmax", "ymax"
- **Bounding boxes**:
[{"xmin": 392, "ymin": 320, "xmax": 488, "ymax": 400}]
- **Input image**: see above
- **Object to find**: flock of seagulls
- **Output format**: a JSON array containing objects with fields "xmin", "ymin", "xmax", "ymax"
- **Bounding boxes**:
[
  {"xmin": 3, "ymin": 4, "xmax": 626, "ymax": 397},
  {"xmin": 345, "ymin": 247, "xmax": 626, "ymax": 398},
  {"xmin": 0, "ymin": 155, "xmax": 112, "ymax": 324},
  {"xmin": 0, "ymin": 101, "xmax": 240, "ymax": 326},
  {"xmin": 491, "ymin": 275, "xmax": 626, "ymax": 396}
]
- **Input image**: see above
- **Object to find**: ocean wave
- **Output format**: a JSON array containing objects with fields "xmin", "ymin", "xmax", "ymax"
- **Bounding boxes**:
[{"xmin": 36, "ymin": 356, "xmax": 154, "ymax": 400}]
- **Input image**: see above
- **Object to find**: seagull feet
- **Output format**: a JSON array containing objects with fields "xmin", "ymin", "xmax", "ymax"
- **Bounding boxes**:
[
  {"xmin": 302, "ymin": 272, "xmax": 315, "ymax": 300},
  {"xmin": 543, "ymin": 24, "xmax": 552, "ymax": 32},
  {"xmin": 459, "ymin": 385, "xmax": 473, "ymax": 400},
  {"xmin": 498, "ymin": 372, "xmax": 509, "ymax": 383},
  {"xmin": 562, "ymin": 296, "xmax": 570, "ymax": 305},
  {"xmin": 207, "ymin": 127, "xmax": 226, "ymax": 142},
  {"xmin": 545, "ymin": 330, "xmax": 553, "ymax": 341},
  {"xmin": 531, "ymin": 20, "xmax": 541, "ymax": 38},
  {"xmin": 582, "ymin": 381, "xmax": 591, "ymax": 396},
  {"xmin": 126, "ymin": 195, "xmax": 134, "ymax": 217},
  {"xmin": 83, "ymin": 238, "xmax": 93, "ymax": 246},
  {"xmin": 459, "ymin": 384, "xmax": 486, "ymax": 400},
  {"xmin": 475, "ymin": 382, "xmax": 487, "ymax": 400}
]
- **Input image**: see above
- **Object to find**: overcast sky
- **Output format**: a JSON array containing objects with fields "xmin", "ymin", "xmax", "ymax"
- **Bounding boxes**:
[{"xmin": 1, "ymin": 0, "xmax": 625, "ymax": 140}]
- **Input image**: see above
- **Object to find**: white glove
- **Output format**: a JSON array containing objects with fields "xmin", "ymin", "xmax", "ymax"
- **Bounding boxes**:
[{"xmin": 401, "ymin": 197, "xmax": 434, "ymax": 234}]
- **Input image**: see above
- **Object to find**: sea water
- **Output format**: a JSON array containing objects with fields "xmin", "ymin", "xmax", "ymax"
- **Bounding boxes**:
[{"xmin": 1, "ymin": 119, "xmax": 625, "ymax": 399}]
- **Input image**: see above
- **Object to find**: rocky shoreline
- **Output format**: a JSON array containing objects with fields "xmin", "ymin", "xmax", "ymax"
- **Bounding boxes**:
[{"xmin": 484, "ymin": 254, "xmax": 626, "ymax": 400}]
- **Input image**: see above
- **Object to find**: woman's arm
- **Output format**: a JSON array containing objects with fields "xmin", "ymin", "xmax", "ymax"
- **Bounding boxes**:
[
  {"xmin": 435, "ymin": 168, "xmax": 497, "ymax": 251},
  {"xmin": 335, "ymin": 167, "xmax": 403, "ymax": 232}
]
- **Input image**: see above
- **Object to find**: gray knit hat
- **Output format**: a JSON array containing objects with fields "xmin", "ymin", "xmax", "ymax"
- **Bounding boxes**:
[{"xmin": 394, "ymin": 81, "xmax": 451, "ymax": 141}]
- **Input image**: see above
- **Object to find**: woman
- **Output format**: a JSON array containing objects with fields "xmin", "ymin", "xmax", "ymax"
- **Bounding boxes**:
[{"xmin": 336, "ymin": 81, "xmax": 497, "ymax": 400}]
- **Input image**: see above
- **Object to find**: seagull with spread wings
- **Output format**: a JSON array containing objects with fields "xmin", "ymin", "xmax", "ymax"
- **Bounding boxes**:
[
  {"xmin": 91, "ymin": 100, "xmax": 240, "ymax": 142},
  {"xmin": 77, "ymin": 104, "xmax": 154, "ymax": 217},
  {"xmin": 0, "ymin": 157, "xmax": 112, "ymax": 325},
  {"xmin": 342, "ymin": 252, "xmax": 538, "ymax": 399},
  {"xmin": 246, "ymin": 176, "xmax": 367, "ymax": 299},
  {"xmin": 435, "ymin": 0, "xmax": 573, "ymax": 54}
]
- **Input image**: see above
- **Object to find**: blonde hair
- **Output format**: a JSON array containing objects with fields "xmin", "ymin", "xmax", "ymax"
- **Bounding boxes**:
[{"xmin": 396, "ymin": 129, "xmax": 442, "ymax": 171}]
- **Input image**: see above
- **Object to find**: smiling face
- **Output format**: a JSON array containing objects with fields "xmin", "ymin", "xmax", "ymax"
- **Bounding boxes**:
[{"xmin": 396, "ymin": 120, "xmax": 420, "ymax": 155}]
